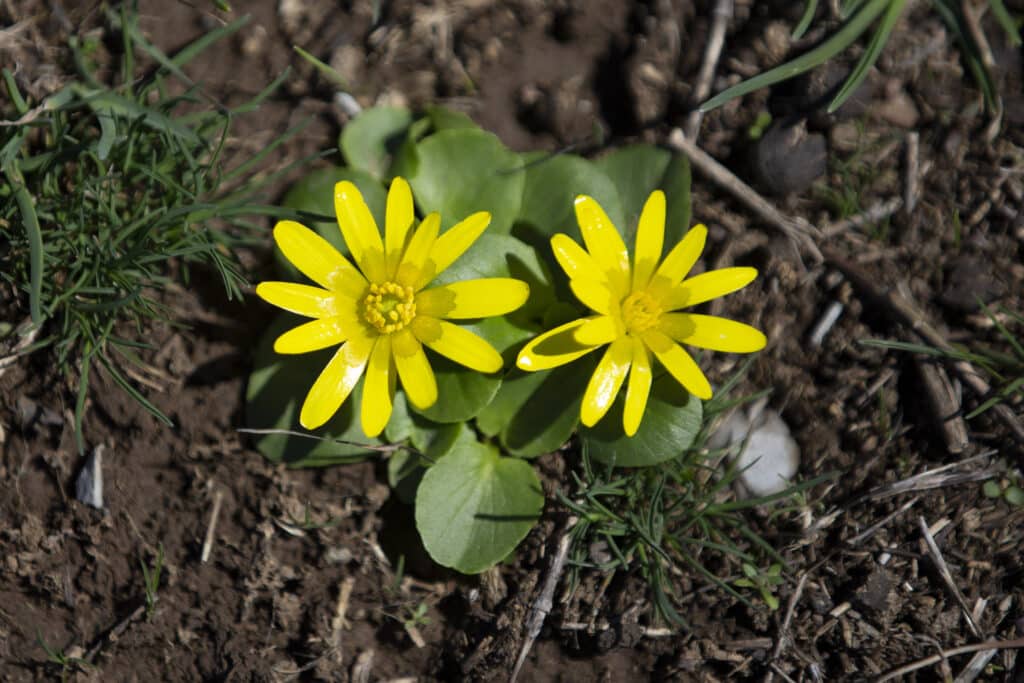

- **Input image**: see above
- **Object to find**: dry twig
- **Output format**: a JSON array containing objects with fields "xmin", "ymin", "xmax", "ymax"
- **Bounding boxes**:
[
  {"xmin": 510, "ymin": 517, "xmax": 576, "ymax": 683},
  {"xmin": 200, "ymin": 488, "xmax": 224, "ymax": 564},
  {"xmin": 918, "ymin": 516, "xmax": 984, "ymax": 639},
  {"xmin": 667, "ymin": 128, "xmax": 823, "ymax": 261},
  {"xmin": 878, "ymin": 636, "xmax": 1024, "ymax": 681},
  {"xmin": 685, "ymin": 0, "xmax": 733, "ymax": 140}
]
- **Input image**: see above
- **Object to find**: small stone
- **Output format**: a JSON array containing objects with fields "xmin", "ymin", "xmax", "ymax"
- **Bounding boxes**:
[
  {"xmin": 711, "ymin": 399, "xmax": 801, "ymax": 498},
  {"xmin": 75, "ymin": 445, "xmax": 104, "ymax": 510},
  {"xmin": 940, "ymin": 254, "xmax": 1006, "ymax": 314},
  {"xmin": 875, "ymin": 87, "xmax": 919, "ymax": 128},
  {"xmin": 751, "ymin": 119, "xmax": 827, "ymax": 196}
]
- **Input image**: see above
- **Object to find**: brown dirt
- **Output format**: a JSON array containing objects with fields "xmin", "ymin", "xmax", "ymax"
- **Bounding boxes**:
[{"xmin": 2, "ymin": 0, "xmax": 1024, "ymax": 681}]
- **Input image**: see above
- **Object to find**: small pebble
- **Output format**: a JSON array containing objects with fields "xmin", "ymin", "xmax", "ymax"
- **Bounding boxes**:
[
  {"xmin": 751, "ymin": 119, "xmax": 827, "ymax": 196},
  {"xmin": 76, "ymin": 445, "xmax": 105, "ymax": 510}
]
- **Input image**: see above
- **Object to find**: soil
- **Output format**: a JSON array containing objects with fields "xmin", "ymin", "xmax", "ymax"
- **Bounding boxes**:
[{"xmin": 2, "ymin": 0, "xmax": 1024, "ymax": 681}]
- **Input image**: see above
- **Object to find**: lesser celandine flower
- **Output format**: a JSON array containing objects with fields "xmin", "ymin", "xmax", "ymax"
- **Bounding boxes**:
[
  {"xmin": 517, "ymin": 191, "xmax": 766, "ymax": 436},
  {"xmin": 257, "ymin": 178, "xmax": 529, "ymax": 437}
]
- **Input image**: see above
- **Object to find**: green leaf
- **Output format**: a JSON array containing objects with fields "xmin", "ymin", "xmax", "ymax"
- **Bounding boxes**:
[
  {"xmin": 989, "ymin": 0, "xmax": 1022, "ymax": 46},
  {"xmin": 793, "ymin": 0, "xmax": 818, "ymax": 39},
  {"xmin": 514, "ymin": 152, "xmax": 625, "ymax": 249},
  {"xmin": 477, "ymin": 359, "xmax": 596, "ymax": 457},
  {"xmin": 1005, "ymin": 485, "xmax": 1024, "ymax": 507},
  {"xmin": 407, "ymin": 128, "xmax": 524, "ymax": 234},
  {"xmin": 339, "ymin": 106, "xmax": 414, "ymax": 180},
  {"xmin": 245, "ymin": 314, "xmax": 381, "ymax": 467},
  {"xmin": 596, "ymin": 145, "xmax": 692, "ymax": 248},
  {"xmin": 580, "ymin": 373, "xmax": 703, "ymax": 467},
  {"xmin": 699, "ymin": 0, "xmax": 890, "ymax": 112},
  {"xmin": 415, "ymin": 439, "xmax": 543, "ymax": 573},
  {"xmin": 386, "ymin": 392, "xmax": 473, "ymax": 503},
  {"xmin": 277, "ymin": 166, "xmax": 386, "ymax": 278},
  {"xmin": 828, "ymin": 0, "xmax": 908, "ymax": 112},
  {"xmin": 424, "ymin": 105, "xmax": 478, "ymax": 132}
]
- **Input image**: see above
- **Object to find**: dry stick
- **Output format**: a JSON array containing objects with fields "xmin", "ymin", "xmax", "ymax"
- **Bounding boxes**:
[
  {"xmin": 667, "ymin": 129, "xmax": 823, "ymax": 262},
  {"xmin": 684, "ymin": 0, "xmax": 733, "ymax": 141},
  {"xmin": 764, "ymin": 573, "xmax": 809, "ymax": 683},
  {"xmin": 878, "ymin": 636, "xmax": 1024, "ymax": 682},
  {"xmin": 510, "ymin": 517, "xmax": 576, "ymax": 683},
  {"xmin": 84, "ymin": 604, "xmax": 146, "ymax": 663},
  {"xmin": 960, "ymin": 0, "xmax": 1003, "ymax": 144},
  {"xmin": 823, "ymin": 250, "xmax": 1024, "ymax": 447},
  {"xmin": 917, "ymin": 516, "xmax": 984, "ymax": 639},
  {"xmin": 845, "ymin": 496, "xmax": 920, "ymax": 546},
  {"xmin": 200, "ymin": 489, "xmax": 224, "ymax": 564},
  {"xmin": 915, "ymin": 358, "xmax": 969, "ymax": 454},
  {"xmin": 331, "ymin": 576, "xmax": 356, "ymax": 657},
  {"xmin": 668, "ymin": 129, "xmax": 823, "ymax": 253},
  {"xmin": 821, "ymin": 197, "xmax": 903, "ymax": 237},
  {"xmin": 904, "ymin": 131, "xmax": 920, "ymax": 214}
]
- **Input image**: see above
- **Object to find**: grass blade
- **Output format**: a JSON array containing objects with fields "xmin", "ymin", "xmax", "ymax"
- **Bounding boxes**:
[
  {"xmin": 293, "ymin": 45, "xmax": 349, "ymax": 89},
  {"xmin": 828, "ymin": 0, "xmax": 909, "ymax": 111},
  {"xmin": 700, "ymin": 0, "xmax": 890, "ymax": 112},
  {"xmin": 172, "ymin": 15, "xmax": 251, "ymax": 68},
  {"xmin": 793, "ymin": 0, "xmax": 819, "ymax": 40},
  {"xmin": 6, "ymin": 169, "xmax": 45, "ymax": 324},
  {"xmin": 988, "ymin": 0, "xmax": 1022, "ymax": 46}
]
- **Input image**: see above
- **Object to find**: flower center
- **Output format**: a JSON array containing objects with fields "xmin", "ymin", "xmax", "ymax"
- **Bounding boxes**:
[
  {"xmin": 621, "ymin": 291, "xmax": 662, "ymax": 335},
  {"xmin": 363, "ymin": 281, "xmax": 416, "ymax": 334}
]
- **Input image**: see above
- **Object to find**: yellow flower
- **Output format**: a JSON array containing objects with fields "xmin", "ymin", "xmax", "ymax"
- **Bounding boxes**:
[
  {"xmin": 516, "ymin": 191, "xmax": 765, "ymax": 436},
  {"xmin": 257, "ymin": 177, "xmax": 529, "ymax": 437}
]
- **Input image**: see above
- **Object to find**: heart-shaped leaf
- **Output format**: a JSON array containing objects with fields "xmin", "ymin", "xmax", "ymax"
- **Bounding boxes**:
[
  {"xmin": 407, "ymin": 128, "xmax": 524, "ymax": 234},
  {"xmin": 415, "ymin": 439, "xmax": 543, "ymax": 573},
  {"xmin": 339, "ymin": 106, "xmax": 414, "ymax": 180}
]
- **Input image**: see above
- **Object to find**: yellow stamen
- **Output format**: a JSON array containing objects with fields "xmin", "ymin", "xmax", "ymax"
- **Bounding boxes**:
[
  {"xmin": 621, "ymin": 291, "xmax": 662, "ymax": 335},
  {"xmin": 363, "ymin": 281, "xmax": 416, "ymax": 334}
]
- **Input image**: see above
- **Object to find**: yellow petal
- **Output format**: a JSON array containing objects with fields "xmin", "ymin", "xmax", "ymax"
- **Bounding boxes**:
[
  {"xmin": 623, "ymin": 339, "xmax": 652, "ymax": 436},
  {"xmin": 416, "ymin": 278, "xmax": 529, "ymax": 319},
  {"xmin": 274, "ymin": 318, "xmax": 349, "ymax": 354},
  {"xmin": 334, "ymin": 181, "xmax": 387, "ymax": 282},
  {"xmin": 411, "ymin": 317, "xmax": 503, "ymax": 373},
  {"xmin": 659, "ymin": 313, "xmax": 767, "ymax": 353},
  {"xmin": 632, "ymin": 190, "xmax": 665, "ymax": 291},
  {"xmin": 580, "ymin": 337, "xmax": 632, "ymax": 427},
  {"xmin": 273, "ymin": 220, "xmax": 367, "ymax": 297},
  {"xmin": 642, "ymin": 329, "xmax": 712, "ymax": 399},
  {"xmin": 574, "ymin": 195, "xmax": 630, "ymax": 295},
  {"xmin": 395, "ymin": 213, "xmax": 441, "ymax": 288},
  {"xmin": 417, "ymin": 211, "xmax": 491, "ymax": 289},
  {"xmin": 516, "ymin": 318, "xmax": 599, "ymax": 372},
  {"xmin": 574, "ymin": 315, "xmax": 619, "ymax": 346},
  {"xmin": 256, "ymin": 282, "xmax": 340, "ymax": 319},
  {"xmin": 299, "ymin": 333, "xmax": 374, "ymax": 429},
  {"xmin": 569, "ymin": 278, "xmax": 615, "ymax": 315},
  {"xmin": 384, "ymin": 177, "xmax": 415, "ymax": 277},
  {"xmin": 361, "ymin": 334, "xmax": 394, "ymax": 437},
  {"xmin": 664, "ymin": 267, "xmax": 758, "ymax": 311},
  {"xmin": 391, "ymin": 329, "xmax": 437, "ymax": 410},
  {"xmin": 551, "ymin": 234, "xmax": 607, "ymax": 284},
  {"xmin": 652, "ymin": 223, "xmax": 707, "ymax": 289}
]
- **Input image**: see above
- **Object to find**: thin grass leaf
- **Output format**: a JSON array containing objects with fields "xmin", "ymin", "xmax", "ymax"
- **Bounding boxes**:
[
  {"xmin": 966, "ymin": 376, "xmax": 1024, "ymax": 418},
  {"xmin": 293, "ymin": 45, "xmax": 349, "ymax": 89},
  {"xmin": 98, "ymin": 355, "xmax": 173, "ymax": 426},
  {"xmin": 984, "ymin": 303, "xmax": 1024, "ymax": 361},
  {"xmin": 793, "ymin": 0, "xmax": 819, "ymax": 39},
  {"xmin": 220, "ymin": 118, "xmax": 312, "ymax": 184},
  {"xmin": 230, "ymin": 67, "xmax": 291, "ymax": 114},
  {"xmin": 842, "ymin": 0, "xmax": 871, "ymax": 19},
  {"xmin": 700, "ymin": 0, "xmax": 890, "ymax": 112},
  {"xmin": 71, "ymin": 85, "xmax": 199, "ymax": 144},
  {"xmin": 2, "ymin": 68, "xmax": 29, "ymax": 114},
  {"xmin": 829, "ymin": 0, "xmax": 909, "ymax": 112},
  {"xmin": 172, "ymin": 14, "xmax": 250, "ymax": 68},
  {"xmin": 7, "ymin": 170, "xmax": 45, "ymax": 324},
  {"xmin": 988, "ymin": 0, "xmax": 1022, "ymax": 46}
]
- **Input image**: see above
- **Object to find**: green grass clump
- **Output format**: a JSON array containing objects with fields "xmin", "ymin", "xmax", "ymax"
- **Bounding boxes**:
[
  {"xmin": 559, "ymin": 363, "xmax": 830, "ymax": 626},
  {"xmin": 0, "ymin": 4, "xmax": 304, "ymax": 449}
]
